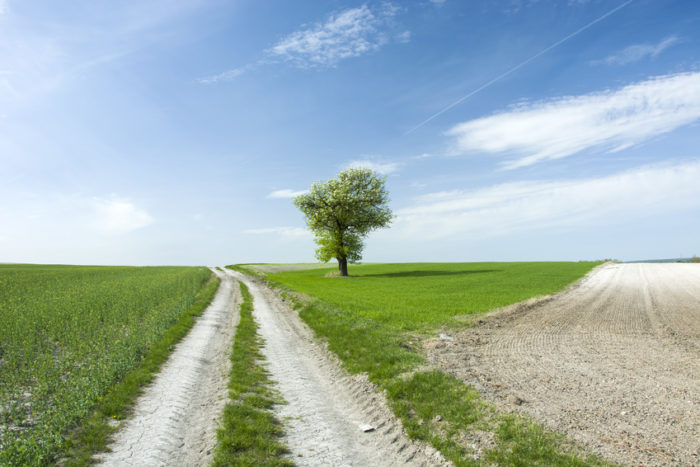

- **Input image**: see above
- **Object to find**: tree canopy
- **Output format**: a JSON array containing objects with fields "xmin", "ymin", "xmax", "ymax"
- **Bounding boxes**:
[{"xmin": 293, "ymin": 168, "xmax": 392, "ymax": 276}]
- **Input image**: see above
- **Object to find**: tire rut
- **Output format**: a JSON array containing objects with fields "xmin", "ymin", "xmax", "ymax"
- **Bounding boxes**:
[
  {"xmin": 97, "ymin": 269, "xmax": 240, "ymax": 466},
  {"xmin": 226, "ymin": 269, "xmax": 448, "ymax": 467}
]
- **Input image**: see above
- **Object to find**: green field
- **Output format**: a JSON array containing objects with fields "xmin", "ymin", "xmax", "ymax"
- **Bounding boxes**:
[
  {"xmin": 252, "ymin": 261, "xmax": 606, "ymax": 466},
  {"xmin": 267, "ymin": 262, "xmax": 599, "ymax": 330},
  {"xmin": 0, "ymin": 264, "xmax": 212, "ymax": 465}
]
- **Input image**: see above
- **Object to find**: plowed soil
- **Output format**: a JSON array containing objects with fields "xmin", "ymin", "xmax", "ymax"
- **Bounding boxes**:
[{"xmin": 426, "ymin": 263, "xmax": 700, "ymax": 466}]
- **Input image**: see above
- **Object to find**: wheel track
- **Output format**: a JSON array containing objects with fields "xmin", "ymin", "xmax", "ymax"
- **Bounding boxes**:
[
  {"xmin": 226, "ymin": 269, "xmax": 448, "ymax": 467},
  {"xmin": 97, "ymin": 270, "xmax": 239, "ymax": 466}
]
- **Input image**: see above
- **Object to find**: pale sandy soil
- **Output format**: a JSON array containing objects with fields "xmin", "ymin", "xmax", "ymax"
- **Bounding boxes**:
[
  {"xmin": 426, "ymin": 263, "xmax": 700, "ymax": 466},
  {"xmin": 97, "ymin": 269, "xmax": 239, "ymax": 466}
]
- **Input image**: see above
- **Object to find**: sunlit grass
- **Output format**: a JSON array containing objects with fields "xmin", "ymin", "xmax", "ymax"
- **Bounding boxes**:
[
  {"xmin": 267, "ymin": 262, "xmax": 600, "ymax": 330},
  {"xmin": 252, "ymin": 261, "xmax": 608, "ymax": 466}
]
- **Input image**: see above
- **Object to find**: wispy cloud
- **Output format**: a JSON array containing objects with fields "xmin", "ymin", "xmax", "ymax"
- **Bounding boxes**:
[
  {"xmin": 243, "ymin": 226, "xmax": 310, "ymax": 237},
  {"xmin": 91, "ymin": 197, "xmax": 154, "ymax": 234},
  {"xmin": 344, "ymin": 159, "xmax": 400, "ymax": 174},
  {"xmin": 197, "ymin": 63, "xmax": 257, "ymax": 85},
  {"xmin": 598, "ymin": 36, "xmax": 679, "ymax": 65},
  {"xmin": 200, "ymin": 4, "xmax": 406, "ymax": 83},
  {"xmin": 406, "ymin": 0, "xmax": 634, "ymax": 133},
  {"xmin": 267, "ymin": 4, "xmax": 401, "ymax": 68},
  {"xmin": 0, "ymin": 193, "xmax": 154, "ymax": 238},
  {"xmin": 0, "ymin": 1, "xmax": 206, "ymax": 101},
  {"xmin": 393, "ymin": 159, "xmax": 700, "ymax": 239},
  {"xmin": 446, "ymin": 72, "xmax": 700, "ymax": 168},
  {"xmin": 266, "ymin": 189, "xmax": 309, "ymax": 199}
]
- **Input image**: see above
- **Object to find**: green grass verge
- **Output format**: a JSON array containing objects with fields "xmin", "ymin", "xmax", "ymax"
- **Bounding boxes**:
[
  {"xmin": 212, "ymin": 281, "xmax": 291, "ymax": 467},
  {"xmin": 237, "ymin": 262, "xmax": 610, "ymax": 466},
  {"xmin": 60, "ymin": 272, "xmax": 221, "ymax": 466}
]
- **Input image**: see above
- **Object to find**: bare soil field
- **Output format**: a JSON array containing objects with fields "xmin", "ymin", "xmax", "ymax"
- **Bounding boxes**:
[
  {"xmin": 97, "ymin": 269, "xmax": 239, "ymax": 466},
  {"xmin": 226, "ymin": 269, "xmax": 448, "ymax": 466},
  {"xmin": 426, "ymin": 263, "xmax": 700, "ymax": 465}
]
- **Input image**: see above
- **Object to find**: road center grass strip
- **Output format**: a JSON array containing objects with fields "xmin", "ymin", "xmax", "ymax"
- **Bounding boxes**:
[
  {"xmin": 213, "ymin": 281, "xmax": 291, "ymax": 467},
  {"xmin": 236, "ymin": 262, "xmax": 610, "ymax": 466},
  {"xmin": 0, "ymin": 264, "xmax": 217, "ymax": 466}
]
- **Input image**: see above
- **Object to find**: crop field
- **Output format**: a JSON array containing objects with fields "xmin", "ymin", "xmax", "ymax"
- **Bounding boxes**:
[
  {"xmin": 266, "ymin": 262, "xmax": 600, "ymax": 330},
  {"xmin": 261, "ymin": 261, "xmax": 606, "ymax": 465},
  {"xmin": 0, "ymin": 264, "xmax": 212, "ymax": 465}
]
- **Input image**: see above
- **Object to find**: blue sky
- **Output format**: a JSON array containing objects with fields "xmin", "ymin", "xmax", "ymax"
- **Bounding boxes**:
[{"xmin": 1, "ymin": 0, "xmax": 699, "ymax": 265}]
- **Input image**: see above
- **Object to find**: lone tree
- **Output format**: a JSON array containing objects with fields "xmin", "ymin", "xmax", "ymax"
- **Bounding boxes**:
[{"xmin": 293, "ymin": 168, "xmax": 392, "ymax": 276}]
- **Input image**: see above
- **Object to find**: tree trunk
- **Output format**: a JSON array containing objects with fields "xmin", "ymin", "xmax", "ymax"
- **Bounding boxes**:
[{"xmin": 337, "ymin": 257, "xmax": 348, "ymax": 276}]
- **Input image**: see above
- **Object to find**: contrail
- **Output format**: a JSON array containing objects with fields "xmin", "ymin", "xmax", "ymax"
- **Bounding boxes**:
[{"xmin": 405, "ymin": 0, "xmax": 636, "ymax": 135}]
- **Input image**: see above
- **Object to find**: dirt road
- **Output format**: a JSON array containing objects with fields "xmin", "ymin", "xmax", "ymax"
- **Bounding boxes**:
[
  {"xmin": 226, "ymin": 269, "xmax": 447, "ymax": 466},
  {"xmin": 98, "ymin": 269, "xmax": 239, "ymax": 466},
  {"xmin": 426, "ymin": 263, "xmax": 700, "ymax": 465}
]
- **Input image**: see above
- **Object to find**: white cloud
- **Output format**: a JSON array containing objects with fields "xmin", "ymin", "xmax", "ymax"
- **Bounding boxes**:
[
  {"xmin": 446, "ymin": 72, "xmax": 700, "ymax": 168},
  {"xmin": 266, "ymin": 189, "xmax": 309, "ymax": 199},
  {"xmin": 599, "ymin": 36, "xmax": 679, "ymax": 66},
  {"xmin": 243, "ymin": 226, "xmax": 311, "ymax": 237},
  {"xmin": 345, "ymin": 159, "xmax": 400, "ymax": 174},
  {"xmin": 91, "ymin": 197, "xmax": 154, "ymax": 234},
  {"xmin": 0, "ymin": 193, "xmax": 153, "ymax": 241},
  {"xmin": 396, "ymin": 30, "xmax": 411, "ymax": 43},
  {"xmin": 199, "ymin": 3, "xmax": 406, "ymax": 83},
  {"xmin": 393, "ymin": 159, "xmax": 700, "ymax": 240},
  {"xmin": 412, "ymin": 153, "xmax": 433, "ymax": 159},
  {"xmin": 198, "ymin": 63, "xmax": 257, "ymax": 84},
  {"xmin": 0, "ymin": 0, "xmax": 7, "ymax": 15},
  {"xmin": 267, "ymin": 4, "xmax": 399, "ymax": 68}
]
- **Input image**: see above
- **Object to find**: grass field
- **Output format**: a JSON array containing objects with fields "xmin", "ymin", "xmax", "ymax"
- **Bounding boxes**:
[
  {"xmin": 247, "ymin": 261, "xmax": 606, "ymax": 466},
  {"xmin": 266, "ymin": 262, "xmax": 599, "ymax": 330},
  {"xmin": 0, "ymin": 264, "xmax": 213, "ymax": 465}
]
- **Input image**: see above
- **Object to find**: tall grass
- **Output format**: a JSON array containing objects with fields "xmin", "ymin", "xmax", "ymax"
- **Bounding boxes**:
[{"xmin": 0, "ymin": 265, "xmax": 212, "ymax": 465}]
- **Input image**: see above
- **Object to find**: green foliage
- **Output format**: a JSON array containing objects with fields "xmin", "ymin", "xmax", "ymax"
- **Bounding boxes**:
[
  {"xmin": 213, "ymin": 282, "xmax": 291, "ymax": 467},
  {"xmin": 293, "ymin": 168, "xmax": 392, "ymax": 273},
  {"xmin": 0, "ymin": 264, "xmax": 212, "ymax": 465},
  {"xmin": 259, "ymin": 262, "xmax": 608, "ymax": 465},
  {"xmin": 690, "ymin": 255, "xmax": 700, "ymax": 263}
]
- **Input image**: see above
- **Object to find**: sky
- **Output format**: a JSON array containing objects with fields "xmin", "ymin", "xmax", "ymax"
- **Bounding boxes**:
[{"xmin": 1, "ymin": 0, "xmax": 699, "ymax": 266}]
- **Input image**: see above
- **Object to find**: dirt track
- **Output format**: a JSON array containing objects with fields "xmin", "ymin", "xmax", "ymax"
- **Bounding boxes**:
[
  {"xmin": 426, "ymin": 263, "xmax": 700, "ymax": 465},
  {"xmin": 97, "ymin": 269, "xmax": 239, "ymax": 466},
  {"xmin": 226, "ymin": 269, "xmax": 447, "ymax": 466}
]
